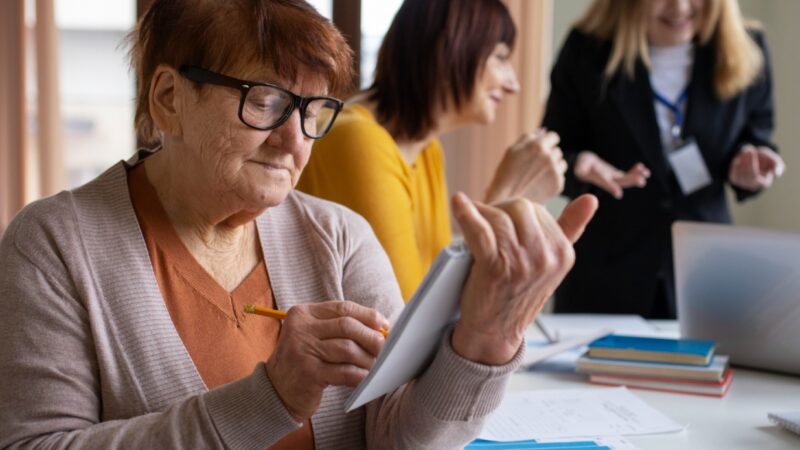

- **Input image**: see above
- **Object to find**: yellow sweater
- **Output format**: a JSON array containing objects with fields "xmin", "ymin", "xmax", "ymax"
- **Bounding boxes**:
[{"xmin": 297, "ymin": 104, "xmax": 451, "ymax": 301}]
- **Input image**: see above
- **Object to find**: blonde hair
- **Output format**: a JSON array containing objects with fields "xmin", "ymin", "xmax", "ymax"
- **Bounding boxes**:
[{"xmin": 575, "ymin": 0, "xmax": 763, "ymax": 99}]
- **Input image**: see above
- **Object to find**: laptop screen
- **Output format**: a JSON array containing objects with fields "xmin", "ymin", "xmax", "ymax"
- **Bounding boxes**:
[{"xmin": 673, "ymin": 221, "xmax": 800, "ymax": 375}]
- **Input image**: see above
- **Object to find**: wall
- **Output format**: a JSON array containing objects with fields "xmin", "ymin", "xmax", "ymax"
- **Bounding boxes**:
[
  {"xmin": 552, "ymin": 0, "xmax": 591, "ymax": 53},
  {"xmin": 733, "ymin": 0, "xmax": 800, "ymax": 231},
  {"xmin": 548, "ymin": 0, "xmax": 799, "ymax": 232}
]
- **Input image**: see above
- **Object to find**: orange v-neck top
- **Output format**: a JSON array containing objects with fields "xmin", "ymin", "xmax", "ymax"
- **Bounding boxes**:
[{"xmin": 127, "ymin": 164, "xmax": 313, "ymax": 449}]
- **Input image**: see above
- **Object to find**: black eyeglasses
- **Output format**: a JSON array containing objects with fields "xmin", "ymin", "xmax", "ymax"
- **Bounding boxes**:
[{"xmin": 179, "ymin": 66, "xmax": 343, "ymax": 139}]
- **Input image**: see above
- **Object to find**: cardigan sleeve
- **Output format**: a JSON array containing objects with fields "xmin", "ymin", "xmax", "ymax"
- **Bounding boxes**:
[
  {"xmin": 0, "ymin": 203, "xmax": 301, "ymax": 450},
  {"xmin": 335, "ymin": 211, "xmax": 523, "ymax": 449},
  {"xmin": 364, "ymin": 332, "xmax": 524, "ymax": 450}
]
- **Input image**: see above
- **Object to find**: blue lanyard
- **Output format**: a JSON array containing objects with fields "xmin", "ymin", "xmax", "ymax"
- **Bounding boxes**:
[{"xmin": 653, "ymin": 85, "xmax": 689, "ymax": 140}]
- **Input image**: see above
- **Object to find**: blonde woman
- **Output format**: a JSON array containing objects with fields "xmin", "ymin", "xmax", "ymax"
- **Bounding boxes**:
[{"xmin": 543, "ymin": 0, "xmax": 785, "ymax": 318}]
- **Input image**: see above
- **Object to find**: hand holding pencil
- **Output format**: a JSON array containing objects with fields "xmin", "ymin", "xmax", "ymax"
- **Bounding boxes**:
[
  {"xmin": 244, "ymin": 304, "xmax": 389, "ymax": 337},
  {"xmin": 258, "ymin": 300, "xmax": 389, "ymax": 422}
]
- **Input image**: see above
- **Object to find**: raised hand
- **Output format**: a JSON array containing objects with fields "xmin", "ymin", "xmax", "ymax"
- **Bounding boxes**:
[
  {"xmin": 485, "ymin": 130, "xmax": 568, "ymax": 204},
  {"xmin": 450, "ymin": 192, "xmax": 598, "ymax": 365},
  {"xmin": 728, "ymin": 144, "xmax": 785, "ymax": 191},
  {"xmin": 265, "ymin": 301, "xmax": 389, "ymax": 421},
  {"xmin": 574, "ymin": 151, "xmax": 650, "ymax": 199}
]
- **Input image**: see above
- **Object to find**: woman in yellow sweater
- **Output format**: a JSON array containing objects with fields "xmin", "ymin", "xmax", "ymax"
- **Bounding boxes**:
[{"xmin": 297, "ymin": 0, "xmax": 566, "ymax": 300}]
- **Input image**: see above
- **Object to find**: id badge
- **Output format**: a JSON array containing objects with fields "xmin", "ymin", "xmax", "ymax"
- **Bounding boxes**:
[{"xmin": 667, "ymin": 138, "xmax": 712, "ymax": 195}]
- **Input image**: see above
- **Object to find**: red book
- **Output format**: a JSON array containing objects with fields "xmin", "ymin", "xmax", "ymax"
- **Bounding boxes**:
[{"xmin": 589, "ymin": 368, "xmax": 734, "ymax": 397}]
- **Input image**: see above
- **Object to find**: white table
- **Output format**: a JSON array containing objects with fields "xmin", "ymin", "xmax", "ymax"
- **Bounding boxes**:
[{"xmin": 511, "ymin": 321, "xmax": 800, "ymax": 449}]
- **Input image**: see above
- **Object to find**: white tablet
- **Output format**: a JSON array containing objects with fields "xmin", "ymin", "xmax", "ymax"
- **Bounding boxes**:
[{"xmin": 344, "ymin": 242, "xmax": 472, "ymax": 412}]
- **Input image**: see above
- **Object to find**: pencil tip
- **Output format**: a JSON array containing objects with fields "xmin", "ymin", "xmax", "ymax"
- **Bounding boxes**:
[{"xmin": 243, "ymin": 304, "xmax": 255, "ymax": 313}]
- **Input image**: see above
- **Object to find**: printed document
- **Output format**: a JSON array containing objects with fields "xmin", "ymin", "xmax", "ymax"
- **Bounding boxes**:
[
  {"xmin": 536, "ymin": 314, "xmax": 661, "ymax": 341},
  {"xmin": 479, "ymin": 387, "xmax": 684, "ymax": 441}
]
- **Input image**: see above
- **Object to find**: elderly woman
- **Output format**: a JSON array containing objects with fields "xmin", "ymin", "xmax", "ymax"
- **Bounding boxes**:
[
  {"xmin": 0, "ymin": 1, "xmax": 596, "ymax": 449},
  {"xmin": 297, "ymin": 0, "xmax": 569, "ymax": 301}
]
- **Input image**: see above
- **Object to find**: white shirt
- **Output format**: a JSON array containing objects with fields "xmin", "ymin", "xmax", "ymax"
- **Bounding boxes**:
[{"xmin": 649, "ymin": 43, "xmax": 694, "ymax": 153}]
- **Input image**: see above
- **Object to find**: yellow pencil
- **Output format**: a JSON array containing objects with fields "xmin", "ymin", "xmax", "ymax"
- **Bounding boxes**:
[
  {"xmin": 243, "ymin": 304, "xmax": 287, "ymax": 320},
  {"xmin": 243, "ymin": 304, "xmax": 389, "ymax": 337}
]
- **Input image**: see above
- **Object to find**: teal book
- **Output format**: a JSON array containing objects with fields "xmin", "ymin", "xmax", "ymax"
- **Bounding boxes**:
[{"xmin": 587, "ymin": 334, "xmax": 715, "ymax": 365}]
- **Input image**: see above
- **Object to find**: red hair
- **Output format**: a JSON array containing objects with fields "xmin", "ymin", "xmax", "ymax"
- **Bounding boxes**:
[{"xmin": 128, "ymin": 0, "xmax": 353, "ymax": 145}]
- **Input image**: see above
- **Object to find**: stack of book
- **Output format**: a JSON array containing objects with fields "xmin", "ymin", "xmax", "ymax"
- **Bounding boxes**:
[{"xmin": 576, "ymin": 334, "xmax": 733, "ymax": 397}]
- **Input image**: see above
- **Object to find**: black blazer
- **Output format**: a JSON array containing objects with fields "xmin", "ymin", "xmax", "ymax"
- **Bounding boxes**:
[{"xmin": 543, "ymin": 29, "xmax": 776, "ymax": 318}]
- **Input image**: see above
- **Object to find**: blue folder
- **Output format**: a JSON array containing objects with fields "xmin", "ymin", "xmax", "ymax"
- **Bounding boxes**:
[{"xmin": 466, "ymin": 439, "xmax": 609, "ymax": 449}]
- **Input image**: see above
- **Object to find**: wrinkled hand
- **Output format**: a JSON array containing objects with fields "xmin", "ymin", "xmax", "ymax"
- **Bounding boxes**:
[
  {"xmin": 485, "ymin": 131, "xmax": 568, "ymax": 204},
  {"xmin": 265, "ymin": 301, "xmax": 388, "ymax": 421},
  {"xmin": 574, "ymin": 151, "xmax": 650, "ymax": 199},
  {"xmin": 728, "ymin": 144, "xmax": 785, "ymax": 191},
  {"xmin": 450, "ymin": 192, "xmax": 598, "ymax": 365}
]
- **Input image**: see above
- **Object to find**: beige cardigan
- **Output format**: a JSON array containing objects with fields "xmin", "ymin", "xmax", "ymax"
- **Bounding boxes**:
[{"xmin": 0, "ymin": 152, "xmax": 523, "ymax": 449}]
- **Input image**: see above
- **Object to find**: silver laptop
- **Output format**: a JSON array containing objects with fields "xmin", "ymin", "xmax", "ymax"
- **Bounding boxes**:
[{"xmin": 673, "ymin": 221, "xmax": 800, "ymax": 375}]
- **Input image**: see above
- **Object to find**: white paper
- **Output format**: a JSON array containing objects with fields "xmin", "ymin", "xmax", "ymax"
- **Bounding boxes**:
[
  {"xmin": 667, "ymin": 140, "xmax": 712, "ymax": 195},
  {"xmin": 536, "ymin": 314, "xmax": 658, "ymax": 342},
  {"xmin": 479, "ymin": 387, "xmax": 684, "ymax": 441},
  {"xmin": 587, "ymin": 436, "xmax": 640, "ymax": 450},
  {"xmin": 522, "ymin": 329, "xmax": 611, "ymax": 368},
  {"xmin": 768, "ymin": 411, "xmax": 800, "ymax": 435}
]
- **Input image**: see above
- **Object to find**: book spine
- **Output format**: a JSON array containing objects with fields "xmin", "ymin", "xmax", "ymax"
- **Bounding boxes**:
[
  {"xmin": 588, "ymin": 348, "xmax": 709, "ymax": 365},
  {"xmin": 589, "ymin": 380, "xmax": 731, "ymax": 398}
]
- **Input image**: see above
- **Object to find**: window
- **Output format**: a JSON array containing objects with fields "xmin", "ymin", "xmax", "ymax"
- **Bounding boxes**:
[
  {"xmin": 22, "ymin": 0, "xmax": 137, "ymax": 194},
  {"xmin": 307, "ymin": 0, "xmax": 332, "ymax": 20},
  {"xmin": 360, "ymin": 0, "xmax": 403, "ymax": 89},
  {"xmin": 45, "ymin": 0, "xmax": 137, "ymax": 189}
]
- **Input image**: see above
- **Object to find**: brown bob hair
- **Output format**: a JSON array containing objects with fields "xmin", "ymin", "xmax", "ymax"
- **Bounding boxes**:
[
  {"xmin": 576, "ymin": 0, "xmax": 763, "ymax": 100},
  {"xmin": 128, "ymin": 0, "xmax": 353, "ymax": 145},
  {"xmin": 369, "ymin": 0, "xmax": 516, "ymax": 141}
]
